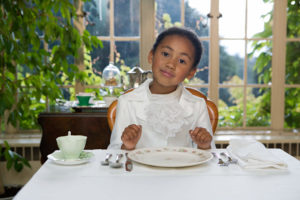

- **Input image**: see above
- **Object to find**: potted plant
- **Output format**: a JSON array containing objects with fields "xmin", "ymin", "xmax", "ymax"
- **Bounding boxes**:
[
  {"xmin": 0, "ymin": 141, "xmax": 31, "ymax": 199},
  {"xmin": 0, "ymin": 0, "xmax": 102, "ymax": 132}
]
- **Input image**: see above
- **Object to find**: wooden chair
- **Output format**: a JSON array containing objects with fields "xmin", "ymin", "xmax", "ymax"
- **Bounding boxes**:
[{"xmin": 107, "ymin": 87, "xmax": 218, "ymax": 134}]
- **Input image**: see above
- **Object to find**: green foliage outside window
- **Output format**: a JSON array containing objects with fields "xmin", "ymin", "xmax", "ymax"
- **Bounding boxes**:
[
  {"xmin": 157, "ymin": 0, "xmax": 298, "ymax": 129},
  {"xmin": 218, "ymin": 76, "xmax": 271, "ymax": 127},
  {"xmin": 1, "ymin": 0, "xmax": 298, "ymax": 132},
  {"xmin": 249, "ymin": 0, "xmax": 300, "ymax": 129},
  {"xmin": 0, "ymin": 0, "xmax": 102, "ymax": 131}
]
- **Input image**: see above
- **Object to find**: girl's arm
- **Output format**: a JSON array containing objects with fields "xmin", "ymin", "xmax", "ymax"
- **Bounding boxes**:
[{"xmin": 191, "ymin": 99, "xmax": 215, "ymax": 149}]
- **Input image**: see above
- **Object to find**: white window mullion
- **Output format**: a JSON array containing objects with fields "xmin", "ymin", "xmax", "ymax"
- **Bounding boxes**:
[
  {"xmin": 74, "ymin": 0, "xmax": 85, "ymax": 93},
  {"xmin": 140, "ymin": 0, "xmax": 155, "ymax": 70},
  {"xmin": 181, "ymin": 0, "xmax": 185, "ymax": 25},
  {"xmin": 209, "ymin": 0, "xmax": 220, "ymax": 104},
  {"xmin": 271, "ymin": 0, "xmax": 287, "ymax": 131},
  {"xmin": 109, "ymin": 0, "xmax": 115, "ymax": 62},
  {"xmin": 243, "ymin": 0, "xmax": 249, "ymax": 128}
]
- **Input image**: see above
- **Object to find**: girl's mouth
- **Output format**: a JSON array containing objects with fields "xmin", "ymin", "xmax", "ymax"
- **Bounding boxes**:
[{"xmin": 160, "ymin": 69, "xmax": 174, "ymax": 78}]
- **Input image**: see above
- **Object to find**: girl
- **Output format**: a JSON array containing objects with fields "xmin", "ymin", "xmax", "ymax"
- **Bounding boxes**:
[{"xmin": 108, "ymin": 27, "xmax": 214, "ymax": 150}]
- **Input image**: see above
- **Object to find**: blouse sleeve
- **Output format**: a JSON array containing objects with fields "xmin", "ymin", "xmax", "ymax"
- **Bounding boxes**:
[{"xmin": 107, "ymin": 96, "xmax": 131, "ymax": 149}]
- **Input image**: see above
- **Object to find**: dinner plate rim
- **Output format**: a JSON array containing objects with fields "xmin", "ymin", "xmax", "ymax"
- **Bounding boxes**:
[{"xmin": 128, "ymin": 146, "xmax": 213, "ymax": 168}]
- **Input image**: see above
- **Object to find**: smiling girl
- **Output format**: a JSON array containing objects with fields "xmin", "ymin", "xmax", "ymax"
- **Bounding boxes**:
[{"xmin": 108, "ymin": 27, "xmax": 214, "ymax": 150}]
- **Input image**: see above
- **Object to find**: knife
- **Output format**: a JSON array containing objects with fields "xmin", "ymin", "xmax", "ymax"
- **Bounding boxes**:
[{"xmin": 125, "ymin": 153, "xmax": 133, "ymax": 172}]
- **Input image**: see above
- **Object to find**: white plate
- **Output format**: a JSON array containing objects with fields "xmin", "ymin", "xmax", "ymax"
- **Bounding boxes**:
[
  {"xmin": 47, "ymin": 150, "xmax": 94, "ymax": 165},
  {"xmin": 128, "ymin": 147, "xmax": 213, "ymax": 168}
]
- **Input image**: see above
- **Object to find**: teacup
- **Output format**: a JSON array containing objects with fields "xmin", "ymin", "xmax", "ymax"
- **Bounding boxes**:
[
  {"xmin": 76, "ymin": 96, "xmax": 92, "ymax": 106},
  {"xmin": 76, "ymin": 92, "xmax": 95, "ymax": 106},
  {"xmin": 56, "ymin": 135, "xmax": 87, "ymax": 160}
]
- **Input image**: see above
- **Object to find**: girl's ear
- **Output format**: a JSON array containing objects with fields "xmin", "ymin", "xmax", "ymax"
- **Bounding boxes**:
[
  {"xmin": 186, "ymin": 68, "xmax": 196, "ymax": 80},
  {"xmin": 148, "ymin": 50, "xmax": 153, "ymax": 64}
]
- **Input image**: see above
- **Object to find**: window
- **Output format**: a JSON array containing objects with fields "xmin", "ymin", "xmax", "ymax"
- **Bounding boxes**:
[
  {"xmin": 11, "ymin": 0, "xmax": 299, "ymax": 133},
  {"xmin": 151, "ymin": 0, "xmax": 300, "ymax": 132},
  {"xmin": 83, "ymin": 0, "xmax": 140, "ymax": 91},
  {"xmin": 60, "ymin": 0, "xmax": 300, "ymax": 132}
]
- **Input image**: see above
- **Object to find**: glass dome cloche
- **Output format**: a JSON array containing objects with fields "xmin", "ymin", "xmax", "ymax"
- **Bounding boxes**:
[{"xmin": 102, "ymin": 62, "xmax": 121, "ymax": 87}]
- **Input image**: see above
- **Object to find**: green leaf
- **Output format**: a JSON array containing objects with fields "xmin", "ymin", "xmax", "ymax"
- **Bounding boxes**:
[
  {"xmin": 14, "ymin": 162, "xmax": 23, "ymax": 172},
  {"xmin": 4, "ymin": 141, "xmax": 10, "ymax": 149},
  {"xmin": 6, "ymin": 159, "xmax": 13, "ymax": 170}
]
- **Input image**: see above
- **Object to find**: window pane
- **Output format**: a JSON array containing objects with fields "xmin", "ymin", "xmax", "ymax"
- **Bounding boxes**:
[
  {"xmin": 286, "ymin": 42, "xmax": 300, "ymax": 84},
  {"xmin": 219, "ymin": 88, "xmax": 244, "ymax": 127},
  {"xmin": 91, "ymin": 41, "xmax": 110, "ymax": 76},
  {"xmin": 184, "ymin": 0, "xmax": 210, "ymax": 37},
  {"xmin": 115, "ymin": 41, "xmax": 139, "ymax": 67},
  {"xmin": 60, "ymin": 87, "xmax": 73, "ymax": 100},
  {"xmin": 247, "ymin": 40, "xmax": 272, "ymax": 84},
  {"xmin": 285, "ymin": 88, "xmax": 300, "ymax": 129},
  {"xmin": 219, "ymin": 0, "xmax": 245, "ymax": 38},
  {"xmin": 114, "ymin": 0, "xmax": 140, "ymax": 36},
  {"xmin": 219, "ymin": 40, "xmax": 245, "ymax": 84},
  {"xmin": 287, "ymin": 0, "xmax": 300, "ymax": 38},
  {"xmin": 155, "ymin": 0, "xmax": 181, "ymax": 34},
  {"xmin": 248, "ymin": 0, "xmax": 273, "ymax": 38},
  {"xmin": 246, "ymin": 88, "xmax": 270, "ymax": 127},
  {"xmin": 190, "ymin": 40, "xmax": 209, "ymax": 84},
  {"xmin": 84, "ymin": 0, "xmax": 110, "ymax": 36},
  {"xmin": 199, "ymin": 87, "xmax": 208, "ymax": 96}
]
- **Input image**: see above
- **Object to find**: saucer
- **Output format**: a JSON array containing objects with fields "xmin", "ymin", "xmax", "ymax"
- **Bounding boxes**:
[
  {"xmin": 47, "ymin": 150, "xmax": 94, "ymax": 165},
  {"xmin": 77, "ymin": 103, "xmax": 94, "ymax": 107}
]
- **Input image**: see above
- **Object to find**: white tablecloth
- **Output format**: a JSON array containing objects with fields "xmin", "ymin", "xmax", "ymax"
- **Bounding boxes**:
[{"xmin": 14, "ymin": 149, "xmax": 300, "ymax": 200}]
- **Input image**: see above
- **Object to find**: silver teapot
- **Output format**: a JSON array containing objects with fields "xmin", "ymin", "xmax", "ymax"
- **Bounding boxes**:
[{"xmin": 127, "ymin": 66, "xmax": 152, "ymax": 88}]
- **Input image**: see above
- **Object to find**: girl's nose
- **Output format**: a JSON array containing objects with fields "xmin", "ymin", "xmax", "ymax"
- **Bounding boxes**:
[{"xmin": 166, "ymin": 58, "xmax": 176, "ymax": 70}]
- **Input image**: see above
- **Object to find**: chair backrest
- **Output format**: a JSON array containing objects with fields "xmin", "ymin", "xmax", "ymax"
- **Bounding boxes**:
[{"xmin": 107, "ymin": 87, "xmax": 218, "ymax": 134}]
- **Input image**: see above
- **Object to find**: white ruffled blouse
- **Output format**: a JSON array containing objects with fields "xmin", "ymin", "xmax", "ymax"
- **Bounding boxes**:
[
  {"xmin": 108, "ymin": 79, "xmax": 214, "ymax": 149},
  {"xmin": 144, "ymin": 83, "xmax": 186, "ymax": 139}
]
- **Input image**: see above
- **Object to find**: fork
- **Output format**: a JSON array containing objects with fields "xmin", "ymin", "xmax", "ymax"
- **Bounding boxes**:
[
  {"xmin": 220, "ymin": 152, "xmax": 238, "ymax": 164},
  {"xmin": 212, "ymin": 152, "xmax": 229, "ymax": 166}
]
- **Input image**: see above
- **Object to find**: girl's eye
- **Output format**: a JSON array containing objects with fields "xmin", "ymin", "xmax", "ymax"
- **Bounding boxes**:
[
  {"xmin": 162, "ymin": 52, "xmax": 169, "ymax": 57},
  {"xmin": 179, "ymin": 59, "xmax": 186, "ymax": 64}
]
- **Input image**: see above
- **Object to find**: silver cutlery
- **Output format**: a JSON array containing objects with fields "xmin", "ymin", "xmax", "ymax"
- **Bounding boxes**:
[
  {"xmin": 109, "ymin": 153, "xmax": 123, "ymax": 168},
  {"xmin": 220, "ymin": 152, "xmax": 238, "ymax": 164},
  {"xmin": 125, "ymin": 152, "xmax": 133, "ymax": 172},
  {"xmin": 101, "ymin": 153, "xmax": 112, "ymax": 165},
  {"xmin": 212, "ymin": 152, "xmax": 229, "ymax": 166}
]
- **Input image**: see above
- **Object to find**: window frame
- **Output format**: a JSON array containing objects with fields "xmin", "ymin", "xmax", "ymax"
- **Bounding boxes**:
[
  {"xmin": 147, "ymin": 0, "xmax": 298, "ymax": 132},
  {"xmin": 66, "ymin": 0, "xmax": 300, "ymax": 133}
]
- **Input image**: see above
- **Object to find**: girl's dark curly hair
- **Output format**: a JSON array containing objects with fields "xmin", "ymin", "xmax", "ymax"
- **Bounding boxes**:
[{"xmin": 152, "ymin": 27, "xmax": 203, "ymax": 69}]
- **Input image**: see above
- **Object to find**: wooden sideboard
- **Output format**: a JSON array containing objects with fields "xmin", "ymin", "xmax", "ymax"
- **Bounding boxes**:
[{"xmin": 38, "ymin": 109, "xmax": 111, "ymax": 164}]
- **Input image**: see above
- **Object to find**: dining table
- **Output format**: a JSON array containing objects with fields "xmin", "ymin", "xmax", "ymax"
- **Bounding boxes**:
[{"xmin": 14, "ymin": 148, "xmax": 300, "ymax": 200}]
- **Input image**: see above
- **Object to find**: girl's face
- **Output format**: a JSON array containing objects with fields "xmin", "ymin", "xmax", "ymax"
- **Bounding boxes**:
[{"xmin": 148, "ymin": 35, "xmax": 196, "ymax": 94}]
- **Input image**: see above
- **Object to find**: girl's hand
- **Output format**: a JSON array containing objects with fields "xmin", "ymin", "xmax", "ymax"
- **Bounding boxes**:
[
  {"xmin": 121, "ymin": 124, "xmax": 142, "ymax": 150},
  {"xmin": 189, "ymin": 127, "xmax": 212, "ymax": 150}
]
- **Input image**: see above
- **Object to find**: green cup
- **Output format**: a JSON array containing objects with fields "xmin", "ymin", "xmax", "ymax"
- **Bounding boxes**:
[{"xmin": 76, "ymin": 96, "xmax": 91, "ymax": 106}]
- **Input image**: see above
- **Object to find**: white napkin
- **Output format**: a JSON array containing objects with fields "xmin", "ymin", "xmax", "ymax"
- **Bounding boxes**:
[{"xmin": 227, "ymin": 139, "xmax": 288, "ymax": 170}]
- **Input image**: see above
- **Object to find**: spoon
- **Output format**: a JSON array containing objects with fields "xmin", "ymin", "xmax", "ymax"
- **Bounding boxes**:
[
  {"xmin": 212, "ymin": 152, "xmax": 229, "ymax": 166},
  {"xmin": 220, "ymin": 152, "xmax": 238, "ymax": 164},
  {"xmin": 101, "ymin": 153, "xmax": 112, "ymax": 165},
  {"xmin": 109, "ymin": 154, "xmax": 123, "ymax": 168}
]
